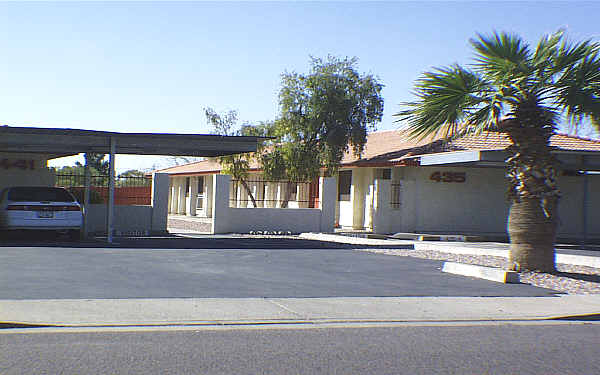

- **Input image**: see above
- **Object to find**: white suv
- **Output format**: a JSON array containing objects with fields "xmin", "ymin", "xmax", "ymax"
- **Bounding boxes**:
[{"xmin": 0, "ymin": 186, "xmax": 83, "ymax": 239}]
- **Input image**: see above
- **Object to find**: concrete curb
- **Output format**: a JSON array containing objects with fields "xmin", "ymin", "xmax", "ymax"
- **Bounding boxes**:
[
  {"xmin": 442, "ymin": 262, "xmax": 520, "ymax": 283},
  {"xmin": 298, "ymin": 232, "xmax": 413, "ymax": 247},
  {"xmin": 3, "ymin": 296, "xmax": 600, "ymax": 327}
]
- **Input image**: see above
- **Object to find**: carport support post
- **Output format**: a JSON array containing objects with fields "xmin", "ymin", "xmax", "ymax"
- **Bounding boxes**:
[
  {"xmin": 107, "ymin": 137, "xmax": 116, "ymax": 243},
  {"xmin": 83, "ymin": 153, "xmax": 91, "ymax": 238}
]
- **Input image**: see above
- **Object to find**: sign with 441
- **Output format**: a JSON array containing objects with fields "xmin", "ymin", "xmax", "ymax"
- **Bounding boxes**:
[{"xmin": 0, "ymin": 159, "xmax": 36, "ymax": 170}]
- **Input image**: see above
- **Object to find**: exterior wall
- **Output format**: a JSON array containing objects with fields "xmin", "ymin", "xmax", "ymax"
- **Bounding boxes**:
[
  {"xmin": 150, "ymin": 173, "xmax": 170, "ymax": 233},
  {"xmin": 82, "ymin": 172, "xmax": 169, "ymax": 235},
  {"xmin": 85, "ymin": 204, "xmax": 153, "ymax": 234},
  {"xmin": 371, "ymin": 179, "xmax": 402, "ymax": 234},
  {"xmin": 211, "ymin": 175, "xmax": 336, "ymax": 234},
  {"xmin": 0, "ymin": 153, "xmax": 54, "ymax": 192},
  {"xmin": 586, "ymin": 174, "xmax": 600, "ymax": 241},
  {"xmin": 367, "ymin": 165, "xmax": 600, "ymax": 240},
  {"xmin": 555, "ymin": 172, "xmax": 600, "ymax": 241},
  {"xmin": 399, "ymin": 166, "xmax": 509, "ymax": 235}
]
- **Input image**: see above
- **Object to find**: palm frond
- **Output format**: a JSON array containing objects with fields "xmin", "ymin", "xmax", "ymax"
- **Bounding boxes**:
[
  {"xmin": 471, "ymin": 31, "xmax": 532, "ymax": 83},
  {"xmin": 395, "ymin": 65, "xmax": 494, "ymax": 140},
  {"xmin": 531, "ymin": 30, "xmax": 564, "ymax": 70},
  {"xmin": 553, "ymin": 36, "xmax": 599, "ymax": 73},
  {"xmin": 554, "ymin": 51, "xmax": 600, "ymax": 128}
]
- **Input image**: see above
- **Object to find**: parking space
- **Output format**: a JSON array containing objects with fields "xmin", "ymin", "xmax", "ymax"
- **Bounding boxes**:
[{"xmin": 0, "ymin": 235, "xmax": 558, "ymax": 299}]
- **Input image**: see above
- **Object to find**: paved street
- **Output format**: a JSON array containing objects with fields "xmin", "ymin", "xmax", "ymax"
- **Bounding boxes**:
[
  {"xmin": 2, "ymin": 323, "xmax": 599, "ymax": 375},
  {"xmin": 1, "ymin": 235, "xmax": 597, "ymax": 375},
  {"xmin": 0, "ymin": 236, "xmax": 557, "ymax": 299}
]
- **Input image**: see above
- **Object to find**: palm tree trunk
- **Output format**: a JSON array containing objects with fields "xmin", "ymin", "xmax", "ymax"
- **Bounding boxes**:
[
  {"xmin": 502, "ymin": 106, "xmax": 560, "ymax": 272},
  {"xmin": 508, "ymin": 197, "xmax": 557, "ymax": 272}
]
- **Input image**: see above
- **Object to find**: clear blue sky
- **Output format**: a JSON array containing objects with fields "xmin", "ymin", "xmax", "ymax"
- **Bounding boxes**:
[{"xmin": 1, "ymin": 1, "xmax": 598, "ymax": 170}]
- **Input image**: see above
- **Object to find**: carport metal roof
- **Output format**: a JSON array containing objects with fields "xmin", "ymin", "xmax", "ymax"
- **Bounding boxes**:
[
  {"xmin": 1, "ymin": 125, "xmax": 263, "ymax": 243},
  {"xmin": 0, "ymin": 126, "xmax": 261, "ymax": 157}
]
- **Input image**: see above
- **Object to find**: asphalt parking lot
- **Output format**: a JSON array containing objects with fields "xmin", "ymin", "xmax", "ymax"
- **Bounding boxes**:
[{"xmin": 0, "ymin": 234, "xmax": 559, "ymax": 299}]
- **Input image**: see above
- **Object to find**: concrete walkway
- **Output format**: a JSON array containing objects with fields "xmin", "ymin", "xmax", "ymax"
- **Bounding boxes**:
[
  {"xmin": 299, "ymin": 233, "xmax": 600, "ymax": 268},
  {"xmin": 2, "ymin": 295, "xmax": 600, "ymax": 327}
]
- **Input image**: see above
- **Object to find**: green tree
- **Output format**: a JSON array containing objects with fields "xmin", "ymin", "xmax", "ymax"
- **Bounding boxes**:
[
  {"xmin": 396, "ymin": 30, "xmax": 600, "ymax": 272},
  {"xmin": 262, "ymin": 56, "xmax": 384, "ymax": 199},
  {"xmin": 205, "ymin": 107, "xmax": 270, "ymax": 207},
  {"xmin": 117, "ymin": 169, "xmax": 150, "ymax": 187},
  {"xmin": 76, "ymin": 153, "xmax": 109, "ymax": 176}
]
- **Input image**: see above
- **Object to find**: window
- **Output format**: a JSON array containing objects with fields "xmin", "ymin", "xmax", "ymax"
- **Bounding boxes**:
[
  {"xmin": 338, "ymin": 170, "xmax": 352, "ymax": 201},
  {"xmin": 185, "ymin": 177, "xmax": 191, "ymax": 197},
  {"xmin": 7, "ymin": 187, "xmax": 76, "ymax": 202},
  {"xmin": 377, "ymin": 168, "xmax": 391, "ymax": 180},
  {"xmin": 391, "ymin": 181, "xmax": 402, "ymax": 210}
]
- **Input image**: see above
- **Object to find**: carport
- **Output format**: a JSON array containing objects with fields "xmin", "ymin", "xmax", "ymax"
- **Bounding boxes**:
[{"xmin": 0, "ymin": 125, "xmax": 261, "ymax": 242}]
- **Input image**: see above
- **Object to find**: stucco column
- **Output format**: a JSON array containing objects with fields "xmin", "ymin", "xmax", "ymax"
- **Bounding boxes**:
[
  {"xmin": 298, "ymin": 182, "xmax": 309, "ymax": 208},
  {"xmin": 204, "ymin": 175, "xmax": 213, "ymax": 218},
  {"xmin": 255, "ymin": 180, "xmax": 265, "ymax": 208},
  {"xmin": 265, "ymin": 182, "xmax": 276, "ymax": 208},
  {"xmin": 170, "ymin": 179, "xmax": 179, "ymax": 214},
  {"xmin": 319, "ymin": 177, "xmax": 336, "ymax": 232},
  {"xmin": 167, "ymin": 180, "xmax": 173, "ymax": 214},
  {"xmin": 276, "ymin": 182, "xmax": 286, "ymax": 208},
  {"xmin": 372, "ymin": 179, "xmax": 391, "ymax": 234},
  {"xmin": 212, "ymin": 174, "xmax": 231, "ymax": 234},
  {"xmin": 239, "ymin": 181, "xmax": 248, "ymax": 208},
  {"xmin": 352, "ymin": 168, "xmax": 366, "ymax": 229},
  {"xmin": 177, "ymin": 178, "xmax": 186, "ymax": 214},
  {"xmin": 187, "ymin": 176, "xmax": 198, "ymax": 216},
  {"xmin": 364, "ymin": 169, "xmax": 376, "ymax": 230},
  {"xmin": 229, "ymin": 179, "xmax": 237, "ymax": 208},
  {"xmin": 151, "ymin": 173, "xmax": 170, "ymax": 233}
]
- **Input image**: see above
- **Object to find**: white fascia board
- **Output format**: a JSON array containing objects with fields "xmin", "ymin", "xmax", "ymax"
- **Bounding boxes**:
[{"xmin": 419, "ymin": 151, "xmax": 481, "ymax": 165}]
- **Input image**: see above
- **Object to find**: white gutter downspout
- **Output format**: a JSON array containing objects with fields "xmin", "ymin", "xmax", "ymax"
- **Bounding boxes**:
[{"xmin": 107, "ymin": 137, "xmax": 116, "ymax": 243}]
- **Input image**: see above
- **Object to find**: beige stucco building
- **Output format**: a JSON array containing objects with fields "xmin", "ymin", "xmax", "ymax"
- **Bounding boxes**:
[{"xmin": 156, "ymin": 130, "xmax": 600, "ymax": 241}]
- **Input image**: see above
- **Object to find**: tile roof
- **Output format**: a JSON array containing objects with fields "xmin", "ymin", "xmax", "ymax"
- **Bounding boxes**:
[
  {"xmin": 153, "ymin": 130, "xmax": 600, "ymax": 174},
  {"xmin": 342, "ymin": 130, "xmax": 600, "ymax": 166}
]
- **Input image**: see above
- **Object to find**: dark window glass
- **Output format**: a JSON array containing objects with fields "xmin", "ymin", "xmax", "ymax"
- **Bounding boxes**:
[
  {"xmin": 381, "ymin": 168, "xmax": 392, "ymax": 180},
  {"xmin": 185, "ymin": 177, "xmax": 190, "ymax": 196},
  {"xmin": 338, "ymin": 170, "xmax": 352, "ymax": 201},
  {"xmin": 8, "ymin": 187, "xmax": 76, "ymax": 202}
]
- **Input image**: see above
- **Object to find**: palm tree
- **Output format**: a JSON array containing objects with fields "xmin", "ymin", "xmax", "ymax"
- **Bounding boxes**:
[{"xmin": 396, "ymin": 30, "xmax": 600, "ymax": 272}]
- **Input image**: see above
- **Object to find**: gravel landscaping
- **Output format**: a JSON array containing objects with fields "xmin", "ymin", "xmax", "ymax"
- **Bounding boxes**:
[{"xmin": 359, "ymin": 248, "xmax": 600, "ymax": 295}]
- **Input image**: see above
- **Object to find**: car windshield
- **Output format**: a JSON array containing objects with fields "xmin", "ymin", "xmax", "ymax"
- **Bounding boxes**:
[{"xmin": 7, "ymin": 187, "xmax": 76, "ymax": 202}]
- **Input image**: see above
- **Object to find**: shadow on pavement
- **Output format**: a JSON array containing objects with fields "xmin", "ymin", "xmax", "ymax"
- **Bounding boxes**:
[{"xmin": 0, "ymin": 231, "xmax": 411, "ymax": 250}]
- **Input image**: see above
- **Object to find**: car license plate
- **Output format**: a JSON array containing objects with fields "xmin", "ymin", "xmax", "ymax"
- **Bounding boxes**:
[{"xmin": 37, "ymin": 211, "xmax": 54, "ymax": 218}]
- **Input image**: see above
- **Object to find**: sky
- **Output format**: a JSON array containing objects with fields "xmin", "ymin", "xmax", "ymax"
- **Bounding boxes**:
[{"xmin": 1, "ymin": 1, "xmax": 598, "ymax": 172}]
